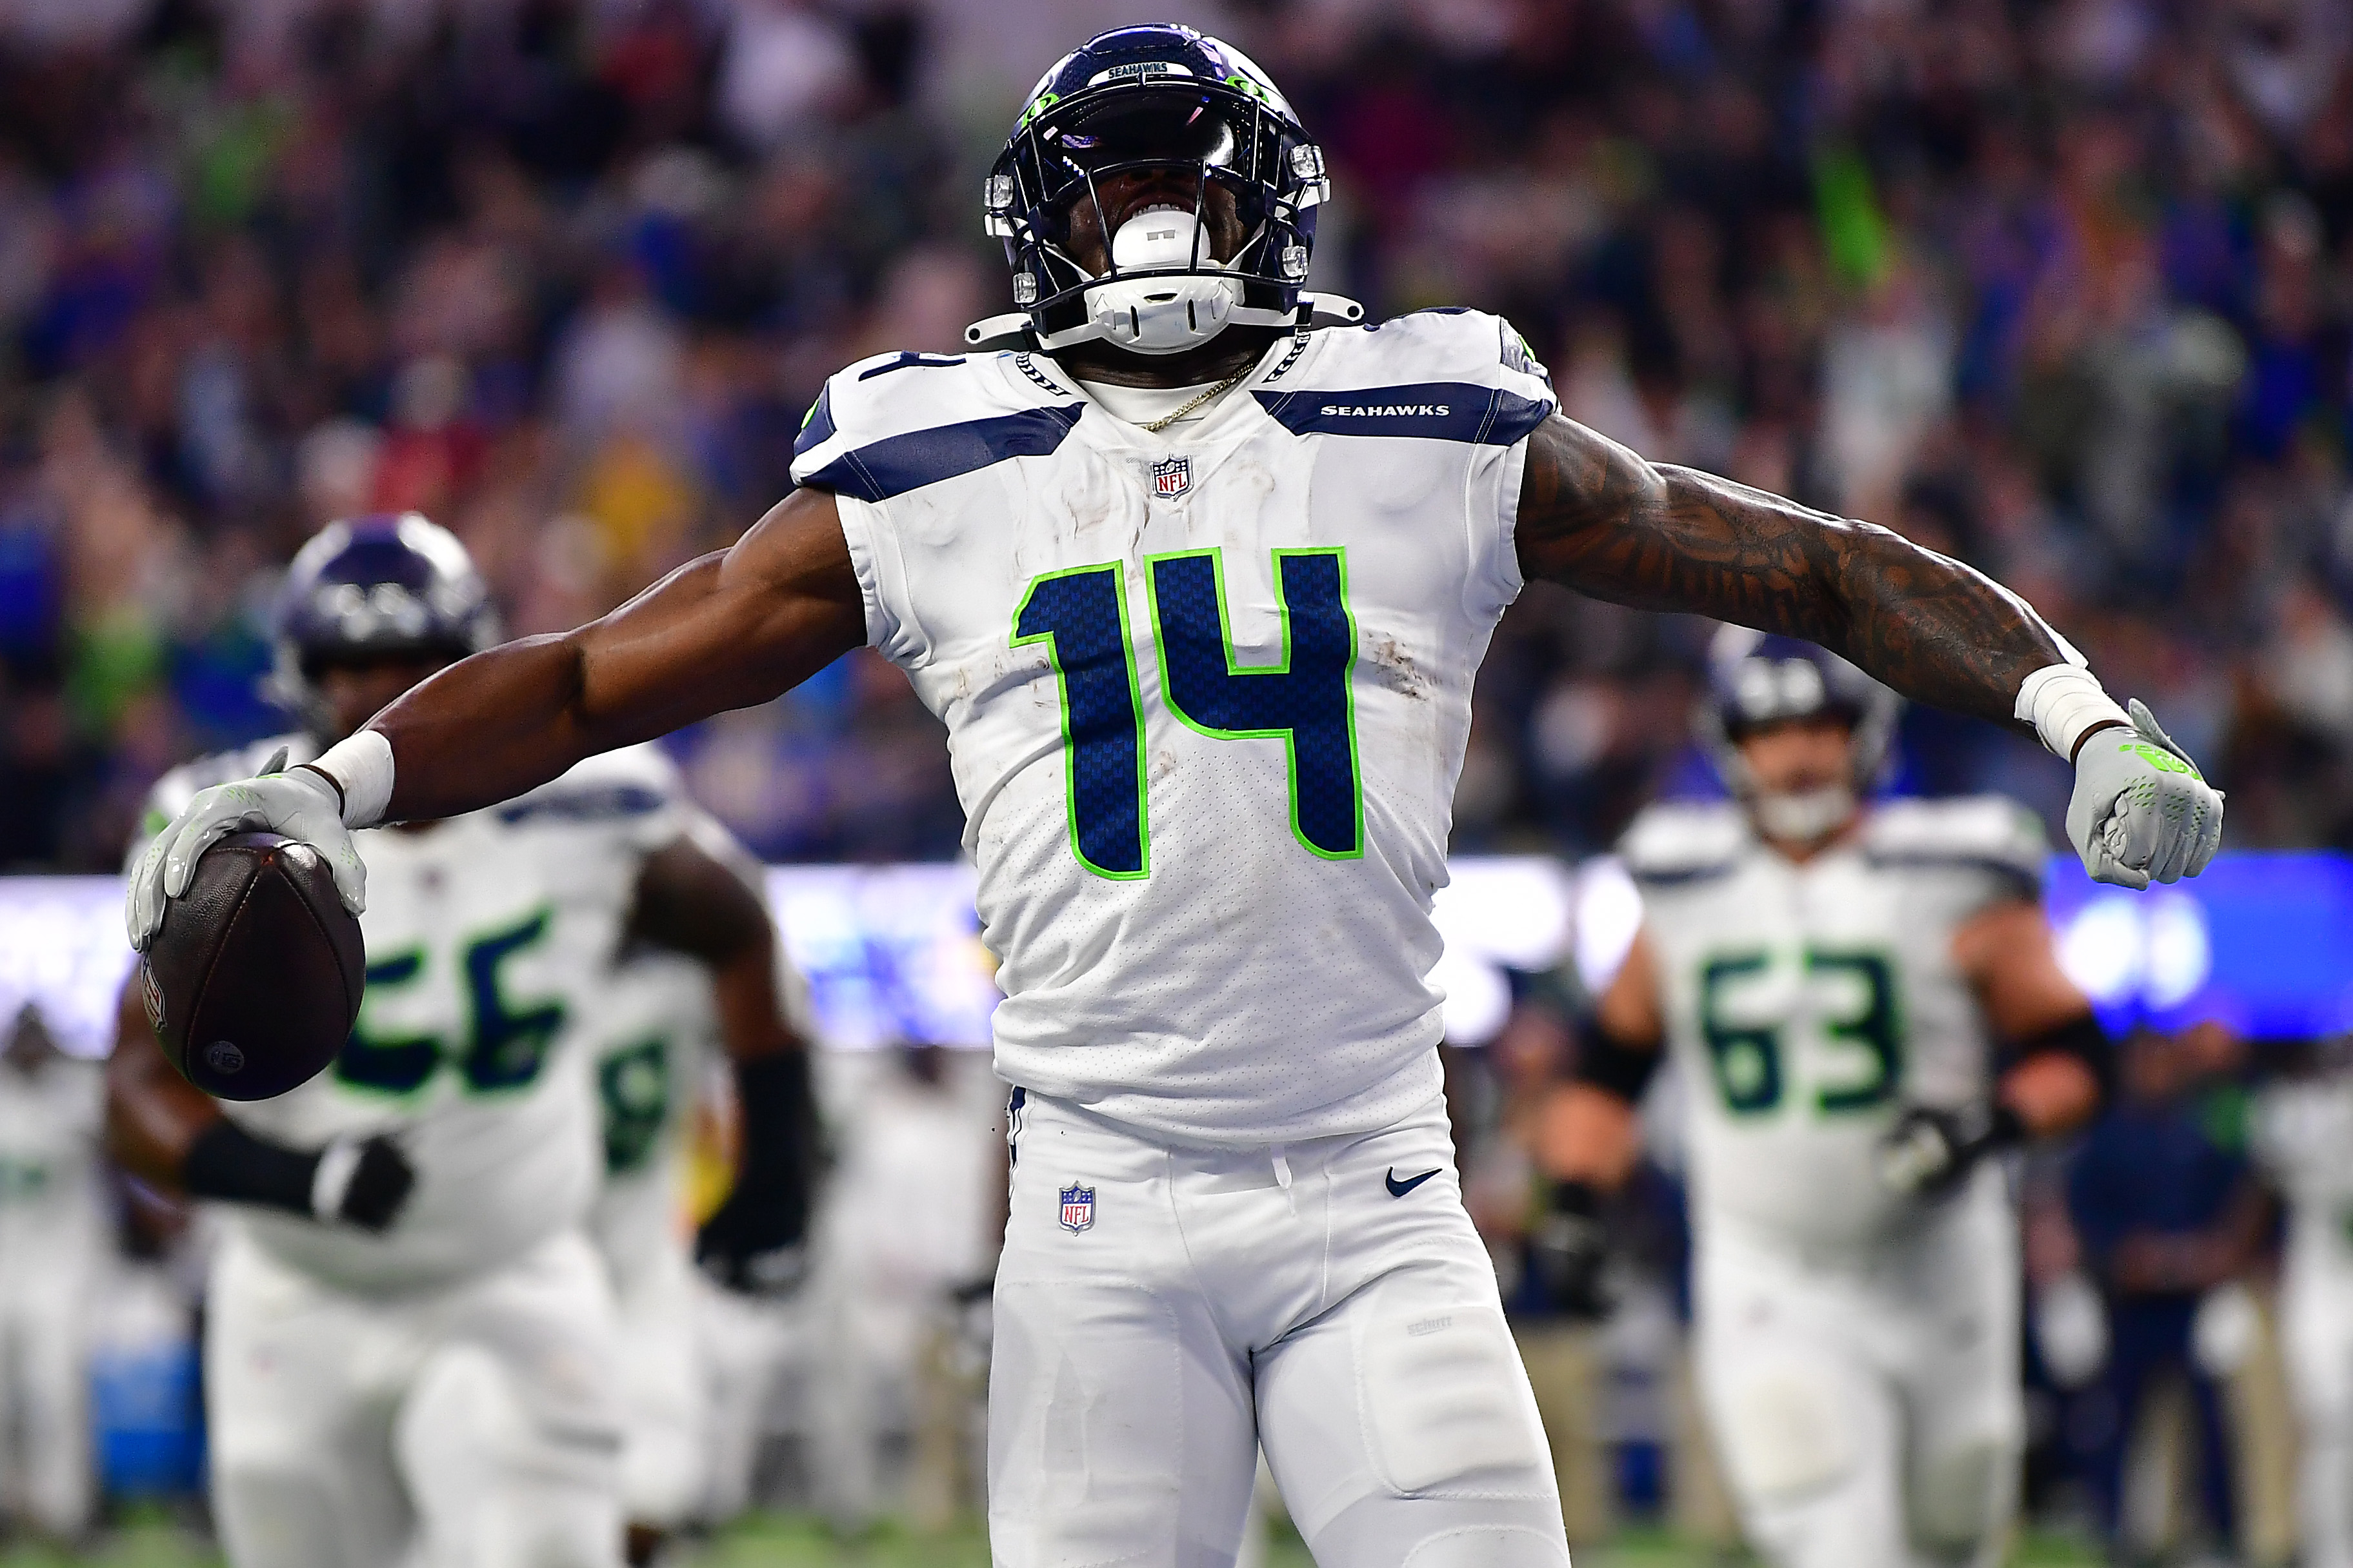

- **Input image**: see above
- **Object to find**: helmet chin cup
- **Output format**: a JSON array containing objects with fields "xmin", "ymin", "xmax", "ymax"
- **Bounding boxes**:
[
  {"xmin": 1067, "ymin": 209, "xmax": 1241, "ymax": 355},
  {"xmin": 1085, "ymin": 273, "xmax": 1244, "ymax": 354}
]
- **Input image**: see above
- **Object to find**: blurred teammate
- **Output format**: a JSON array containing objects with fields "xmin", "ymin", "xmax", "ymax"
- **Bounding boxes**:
[
  {"xmin": 132, "ymin": 26, "xmax": 2221, "ymax": 1566},
  {"xmin": 0, "ymin": 1004, "xmax": 106, "ymax": 1542},
  {"xmin": 108, "ymin": 515, "xmax": 816, "ymax": 1568},
  {"xmin": 586, "ymin": 809, "xmax": 821, "ymax": 1565},
  {"xmin": 2248, "ymin": 1039, "xmax": 2353, "ymax": 1565},
  {"xmin": 1541, "ymin": 630, "xmax": 2111, "ymax": 1568}
]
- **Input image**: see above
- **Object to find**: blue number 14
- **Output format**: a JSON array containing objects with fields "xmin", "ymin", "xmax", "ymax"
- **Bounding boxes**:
[{"xmin": 1012, "ymin": 548, "xmax": 1362, "ymax": 879}]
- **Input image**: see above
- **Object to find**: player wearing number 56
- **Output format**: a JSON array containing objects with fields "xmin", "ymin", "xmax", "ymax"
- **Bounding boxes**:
[
  {"xmin": 125, "ymin": 24, "xmax": 2219, "ymax": 1566},
  {"xmin": 108, "ymin": 515, "xmax": 818, "ymax": 1568}
]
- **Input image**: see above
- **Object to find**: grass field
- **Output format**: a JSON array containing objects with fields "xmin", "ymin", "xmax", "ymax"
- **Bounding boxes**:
[{"xmin": 0, "ymin": 1516, "xmax": 2112, "ymax": 1567}]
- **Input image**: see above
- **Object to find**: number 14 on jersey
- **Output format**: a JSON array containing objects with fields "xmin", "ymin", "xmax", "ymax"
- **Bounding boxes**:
[{"xmin": 1013, "ymin": 547, "xmax": 1364, "ymax": 879}]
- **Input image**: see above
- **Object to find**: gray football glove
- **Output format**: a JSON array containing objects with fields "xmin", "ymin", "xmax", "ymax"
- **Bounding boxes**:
[
  {"xmin": 2066, "ymin": 700, "xmax": 2224, "ymax": 889},
  {"xmin": 125, "ymin": 753, "xmax": 365, "ymax": 951}
]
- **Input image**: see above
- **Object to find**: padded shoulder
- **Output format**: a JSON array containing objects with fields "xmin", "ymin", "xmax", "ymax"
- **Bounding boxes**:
[
  {"xmin": 1862, "ymin": 795, "xmax": 2050, "ymax": 898},
  {"xmin": 492, "ymin": 742, "xmax": 685, "ymax": 829},
  {"xmin": 788, "ymin": 349, "xmax": 1084, "ymax": 503},
  {"xmin": 1257, "ymin": 309, "xmax": 1556, "ymax": 444},
  {"xmin": 1617, "ymin": 800, "xmax": 1748, "ymax": 886}
]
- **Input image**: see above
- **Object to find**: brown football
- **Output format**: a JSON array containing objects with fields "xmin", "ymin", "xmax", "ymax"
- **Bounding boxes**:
[{"xmin": 138, "ymin": 831, "xmax": 365, "ymax": 1101}]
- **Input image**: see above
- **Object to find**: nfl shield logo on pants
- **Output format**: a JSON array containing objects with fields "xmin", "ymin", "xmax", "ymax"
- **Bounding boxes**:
[
  {"xmin": 1152, "ymin": 455, "xmax": 1192, "ymax": 499},
  {"xmin": 1059, "ymin": 1183, "xmax": 1096, "ymax": 1234}
]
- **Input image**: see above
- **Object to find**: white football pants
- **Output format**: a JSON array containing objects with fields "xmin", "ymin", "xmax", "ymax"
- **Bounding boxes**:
[
  {"xmin": 2281, "ymin": 1227, "xmax": 2353, "ymax": 1568},
  {"xmin": 0, "ymin": 1227, "xmax": 97, "ymax": 1536},
  {"xmin": 1692, "ymin": 1170, "xmax": 2022, "ymax": 1568},
  {"xmin": 592, "ymin": 1175, "xmax": 707, "ymax": 1531},
  {"xmin": 207, "ymin": 1227, "xmax": 625, "ymax": 1568},
  {"xmin": 992, "ymin": 1091, "xmax": 1570, "ymax": 1568}
]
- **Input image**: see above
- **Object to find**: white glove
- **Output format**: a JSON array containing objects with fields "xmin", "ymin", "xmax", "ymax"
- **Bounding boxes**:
[
  {"xmin": 125, "ymin": 757, "xmax": 365, "ymax": 951},
  {"xmin": 2066, "ymin": 699, "xmax": 2224, "ymax": 889}
]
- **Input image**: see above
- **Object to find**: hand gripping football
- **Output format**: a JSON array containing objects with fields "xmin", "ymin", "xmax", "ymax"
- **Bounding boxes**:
[{"xmin": 138, "ymin": 833, "xmax": 365, "ymax": 1100}]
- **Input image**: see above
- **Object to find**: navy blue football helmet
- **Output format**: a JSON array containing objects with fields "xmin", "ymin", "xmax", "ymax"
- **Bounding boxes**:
[
  {"xmin": 965, "ymin": 24, "xmax": 1360, "ymax": 355},
  {"xmin": 266, "ymin": 513, "xmax": 499, "ymax": 740},
  {"xmin": 1700, "ymin": 625, "xmax": 1903, "ymax": 791}
]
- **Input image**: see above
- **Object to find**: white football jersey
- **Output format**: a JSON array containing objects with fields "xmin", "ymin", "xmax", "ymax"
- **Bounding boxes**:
[
  {"xmin": 1623, "ymin": 797, "xmax": 2048, "ymax": 1253},
  {"xmin": 588, "ymin": 804, "xmax": 817, "ymax": 1282},
  {"xmin": 790, "ymin": 312, "xmax": 1555, "ymax": 1144},
  {"xmin": 0, "ymin": 1054, "xmax": 106, "ymax": 1261},
  {"xmin": 586, "ymin": 948, "xmax": 714, "ymax": 1282},
  {"xmin": 136, "ymin": 739, "xmax": 691, "ymax": 1292}
]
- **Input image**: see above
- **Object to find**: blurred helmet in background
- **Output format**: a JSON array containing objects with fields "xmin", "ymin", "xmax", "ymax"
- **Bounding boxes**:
[
  {"xmin": 1700, "ymin": 626, "xmax": 1903, "ymax": 837},
  {"xmin": 972, "ymin": 23, "xmax": 1336, "ymax": 355},
  {"xmin": 266, "ymin": 512, "xmax": 500, "ymax": 742}
]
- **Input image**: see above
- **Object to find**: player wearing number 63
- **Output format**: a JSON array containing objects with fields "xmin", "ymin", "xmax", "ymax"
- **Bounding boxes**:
[
  {"xmin": 128, "ymin": 25, "xmax": 2221, "ymax": 1567},
  {"xmin": 1537, "ymin": 630, "xmax": 2111, "ymax": 1568},
  {"xmin": 108, "ymin": 516, "xmax": 819, "ymax": 1568}
]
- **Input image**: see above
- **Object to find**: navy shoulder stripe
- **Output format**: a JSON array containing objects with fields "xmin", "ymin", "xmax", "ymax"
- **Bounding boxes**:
[
  {"xmin": 1254, "ymin": 382, "xmax": 1553, "ymax": 444},
  {"xmin": 1863, "ymin": 850, "xmax": 2042, "ymax": 901},
  {"xmin": 802, "ymin": 404, "xmax": 1084, "ymax": 502},
  {"xmin": 495, "ymin": 783, "xmax": 670, "ymax": 826},
  {"xmin": 793, "ymin": 384, "xmax": 836, "ymax": 461},
  {"xmin": 1628, "ymin": 862, "xmax": 1739, "ymax": 889}
]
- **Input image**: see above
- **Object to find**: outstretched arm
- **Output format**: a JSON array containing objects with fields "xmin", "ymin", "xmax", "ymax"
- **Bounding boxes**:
[
  {"xmin": 128, "ymin": 489, "xmax": 865, "ymax": 946},
  {"xmin": 376, "ymin": 488, "xmax": 864, "ymax": 822},
  {"xmin": 630, "ymin": 835, "xmax": 824, "ymax": 1293},
  {"xmin": 1516, "ymin": 416, "xmax": 2066, "ymax": 737},
  {"xmin": 1514, "ymin": 415, "xmax": 2225, "ymax": 887}
]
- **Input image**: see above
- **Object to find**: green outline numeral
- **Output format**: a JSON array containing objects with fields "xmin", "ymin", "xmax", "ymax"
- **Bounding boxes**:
[
  {"xmin": 1014, "ymin": 546, "xmax": 1365, "ymax": 875},
  {"xmin": 1012, "ymin": 564, "xmax": 1151, "ymax": 880},
  {"xmin": 1807, "ymin": 950, "xmax": 1903, "ymax": 1113},
  {"xmin": 1696, "ymin": 947, "xmax": 1907, "ymax": 1118},
  {"xmin": 1144, "ymin": 546, "xmax": 1364, "ymax": 860},
  {"xmin": 328, "ymin": 909, "xmax": 568, "ymax": 1098}
]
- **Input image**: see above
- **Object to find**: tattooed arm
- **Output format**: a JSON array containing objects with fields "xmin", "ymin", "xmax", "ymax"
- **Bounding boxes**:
[
  {"xmin": 1514, "ymin": 415, "xmax": 2076, "ymax": 740},
  {"xmin": 1512, "ymin": 412, "xmax": 2226, "ymax": 886}
]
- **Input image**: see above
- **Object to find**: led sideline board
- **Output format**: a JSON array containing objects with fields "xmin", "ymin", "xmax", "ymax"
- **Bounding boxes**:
[
  {"xmin": 2041, "ymin": 852, "xmax": 2353, "ymax": 1039},
  {"xmin": 6, "ymin": 854, "xmax": 2343, "ymax": 1060},
  {"xmin": 0, "ymin": 858, "xmax": 1576, "ymax": 1059}
]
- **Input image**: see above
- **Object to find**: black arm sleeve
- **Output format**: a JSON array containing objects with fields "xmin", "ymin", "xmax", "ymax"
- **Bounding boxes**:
[
  {"xmin": 2006, "ymin": 1011, "xmax": 2115, "ymax": 1104},
  {"xmin": 1575, "ymin": 1026, "xmax": 1663, "ymax": 1106},
  {"xmin": 699, "ymin": 1050, "xmax": 821, "ymax": 1263},
  {"xmin": 182, "ymin": 1120, "xmax": 317, "ymax": 1216}
]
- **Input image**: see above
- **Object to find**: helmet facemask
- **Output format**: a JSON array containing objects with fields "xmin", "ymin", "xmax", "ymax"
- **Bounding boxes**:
[{"xmin": 977, "ymin": 41, "xmax": 1338, "ymax": 356}]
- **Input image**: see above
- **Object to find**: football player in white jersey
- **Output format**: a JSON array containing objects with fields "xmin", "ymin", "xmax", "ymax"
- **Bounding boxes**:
[
  {"xmin": 107, "ymin": 515, "xmax": 817, "ymax": 1568},
  {"xmin": 0, "ymin": 1005, "xmax": 106, "ymax": 1542},
  {"xmin": 129, "ymin": 26, "xmax": 2223, "ymax": 1566},
  {"xmin": 1537, "ymin": 629, "xmax": 2112, "ymax": 1568},
  {"xmin": 2252, "ymin": 1046, "xmax": 2353, "ymax": 1568},
  {"xmin": 586, "ymin": 807, "xmax": 821, "ymax": 1565}
]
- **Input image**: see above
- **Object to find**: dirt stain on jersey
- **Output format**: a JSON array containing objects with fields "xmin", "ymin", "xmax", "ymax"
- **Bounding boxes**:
[{"xmin": 1367, "ymin": 635, "xmax": 1429, "ymax": 700}]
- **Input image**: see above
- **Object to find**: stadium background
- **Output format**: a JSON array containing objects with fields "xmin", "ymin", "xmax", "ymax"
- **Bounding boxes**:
[{"xmin": 0, "ymin": 0, "xmax": 2347, "ymax": 1562}]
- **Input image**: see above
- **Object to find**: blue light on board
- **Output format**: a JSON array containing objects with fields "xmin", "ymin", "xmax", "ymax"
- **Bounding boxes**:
[{"xmin": 2043, "ymin": 852, "xmax": 2353, "ymax": 1038}]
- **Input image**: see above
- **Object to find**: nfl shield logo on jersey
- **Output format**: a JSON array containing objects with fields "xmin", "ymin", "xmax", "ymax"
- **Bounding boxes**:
[
  {"xmin": 1058, "ymin": 1183, "xmax": 1096, "ymax": 1234},
  {"xmin": 1152, "ymin": 455, "xmax": 1192, "ymax": 499}
]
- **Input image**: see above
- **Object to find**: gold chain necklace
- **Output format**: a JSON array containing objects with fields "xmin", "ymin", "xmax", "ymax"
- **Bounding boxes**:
[{"xmin": 1139, "ymin": 370, "xmax": 1248, "ymax": 435}]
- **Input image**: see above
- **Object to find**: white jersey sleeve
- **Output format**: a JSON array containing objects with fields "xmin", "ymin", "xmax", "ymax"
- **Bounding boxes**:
[{"xmin": 789, "ymin": 313, "xmax": 1554, "ymax": 1144}]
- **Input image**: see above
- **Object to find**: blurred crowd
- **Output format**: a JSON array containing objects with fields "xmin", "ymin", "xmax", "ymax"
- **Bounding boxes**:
[{"xmin": 2, "ymin": 0, "xmax": 2353, "ymax": 873}]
